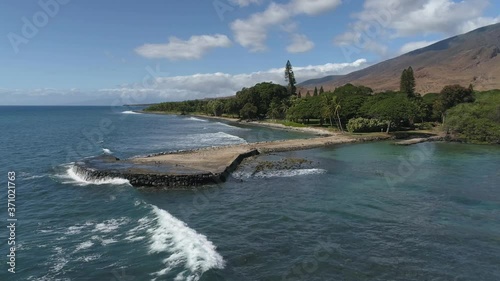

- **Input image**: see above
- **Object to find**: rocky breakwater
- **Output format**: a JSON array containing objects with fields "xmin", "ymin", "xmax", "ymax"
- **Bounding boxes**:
[
  {"xmin": 73, "ymin": 133, "xmax": 389, "ymax": 189},
  {"xmin": 73, "ymin": 149, "xmax": 260, "ymax": 189}
]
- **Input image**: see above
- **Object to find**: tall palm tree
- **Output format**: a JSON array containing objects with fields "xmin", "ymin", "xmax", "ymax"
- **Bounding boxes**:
[
  {"xmin": 322, "ymin": 96, "xmax": 344, "ymax": 132},
  {"xmin": 279, "ymin": 100, "xmax": 290, "ymax": 119},
  {"xmin": 333, "ymin": 97, "xmax": 344, "ymax": 132}
]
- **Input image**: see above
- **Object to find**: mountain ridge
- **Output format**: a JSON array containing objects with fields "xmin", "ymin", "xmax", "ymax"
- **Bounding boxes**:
[{"xmin": 299, "ymin": 22, "xmax": 500, "ymax": 94}]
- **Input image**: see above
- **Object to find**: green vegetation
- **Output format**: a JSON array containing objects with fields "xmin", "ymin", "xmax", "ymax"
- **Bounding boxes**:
[
  {"xmin": 145, "ymin": 61, "xmax": 500, "ymax": 144},
  {"xmin": 400, "ymin": 66, "xmax": 416, "ymax": 98},
  {"xmin": 433, "ymin": 84, "xmax": 475, "ymax": 124},
  {"xmin": 446, "ymin": 90, "xmax": 500, "ymax": 144},
  {"xmin": 347, "ymin": 118, "xmax": 387, "ymax": 133},
  {"xmin": 285, "ymin": 60, "xmax": 296, "ymax": 96},
  {"xmin": 145, "ymin": 82, "xmax": 290, "ymax": 119}
]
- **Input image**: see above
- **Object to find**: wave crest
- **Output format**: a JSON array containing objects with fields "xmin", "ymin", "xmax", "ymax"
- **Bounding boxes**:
[
  {"xmin": 146, "ymin": 205, "xmax": 225, "ymax": 280},
  {"xmin": 56, "ymin": 164, "xmax": 130, "ymax": 186}
]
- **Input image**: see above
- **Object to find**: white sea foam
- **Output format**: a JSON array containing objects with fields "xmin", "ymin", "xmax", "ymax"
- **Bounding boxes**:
[
  {"xmin": 74, "ymin": 241, "xmax": 94, "ymax": 252},
  {"xmin": 186, "ymin": 117, "xmax": 208, "ymax": 122},
  {"xmin": 25, "ymin": 174, "xmax": 47, "ymax": 180},
  {"xmin": 102, "ymin": 148, "xmax": 112, "ymax": 154},
  {"xmin": 59, "ymin": 165, "xmax": 131, "ymax": 186},
  {"xmin": 216, "ymin": 122, "xmax": 250, "ymax": 130},
  {"xmin": 92, "ymin": 217, "xmax": 129, "ymax": 233},
  {"xmin": 125, "ymin": 235, "xmax": 146, "ymax": 242},
  {"xmin": 76, "ymin": 254, "xmax": 101, "ymax": 262},
  {"xmin": 233, "ymin": 169, "xmax": 327, "ymax": 179},
  {"xmin": 125, "ymin": 216, "xmax": 150, "ymax": 242},
  {"xmin": 51, "ymin": 247, "xmax": 68, "ymax": 273},
  {"xmin": 122, "ymin": 110, "xmax": 141, "ymax": 114},
  {"xmin": 255, "ymin": 169, "xmax": 327, "ymax": 178},
  {"xmin": 147, "ymin": 205, "xmax": 225, "ymax": 281},
  {"xmin": 91, "ymin": 235, "xmax": 118, "ymax": 246},
  {"xmin": 20, "ymin": 171, "xmax": 48, "ymax": 180},
  {"xmin": 190, "ymin": 132, "xmax": 247, "ymax": 146},
  {"xmin": 65, "ymin": 225, "xmax": 87, "ymax": 235}
]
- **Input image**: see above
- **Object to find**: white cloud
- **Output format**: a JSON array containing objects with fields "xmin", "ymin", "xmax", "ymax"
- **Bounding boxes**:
[
  {"xmin": 99, "ymin": 59, "xmax": 368, "ymax": 102},
  {"xmin": 229, "ymin": 0, "xmax": 263, "ymax": 7},
  {"xmin": 459, "ymin": 15, "xmax": 500, "ymax": 34},
  {"xmin": 287, "ymin": 34, "xmax": 315, "ymax": 53},
  {"xmin": 290, "ymin": 0, "xmax": 343, "ymax": 15},
  {"xmin": 135, "ymin": 34, "xmax": 232, "ymax": 60},
  {"xmin": 335, "ymin": 0, "xmax": 500, "ymax": 56},
  {"xmin": 1, "ymin": 59, "xmax": 368, "ymax": 105},
  {"xmin": 231, "ymin": 0, "xmax": 341, "ymax": 51},
  {"xmin": 399, "ymin": 40, "xmax": 438, "ymax": 54},
  {"xmin": 230, "ymin": 3, "xmax": 290, "ymax": 52}
]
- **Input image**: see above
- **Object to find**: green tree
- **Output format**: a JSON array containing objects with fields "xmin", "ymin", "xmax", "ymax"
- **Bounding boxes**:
[
  {"xmin": 285, "ymin": 60, "xmax": 297, "ymax": 96},
  {"xmin": 306, "ymin": 91, "xmax": 311, "ymax": 98},
  {"xmin": 224, "ymin": 98, "xmax": 240, "ymax": 118},
  {"xmin": 235, "ymin": 82, "xmax": 289, "ymax": 117},
  {"xmin": 369, "ymin": 96, "xmax": 410, "ymax": 133},
  {"xmin": 268, "ymin": 101, "xmax": 281, "ymax": 121},
  {"xmin": 313, "ymin": 87, "xmax": 318, "ymax": 97},
  {"xmin": 319, "ymin": 86, "xmax": 325, "ymax": 95},
  {"xmin": 446, "ymin": 92, "xmax": 500, "ymax": 143},
  {"xmin": 400, "ymin": 66, "xmax": 416, "ymax": 98},
  {"xmin": 433, "ymin": 84, "xmax": 475, "ymax": 124},
  {"xmin": 240, "ymin": 103, "xmax": 258, "ymax": 120},
  {"xmin": 322, "ymin": 95, "xmax": 343, "ymax": 131},
  {"xmin": 279, "ymin": 100, "xmax": 290, "ymax": 118},
  {"xmin": 347, "ymin": 118, "xmax": 387, "ymax": 133},
  {"xmin": 207, "ymin": 100, "xmax": 224, "ymax": 116}
]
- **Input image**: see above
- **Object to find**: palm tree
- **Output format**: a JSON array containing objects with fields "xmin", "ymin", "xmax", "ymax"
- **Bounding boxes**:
[
  {"xmin": 333, "ymin": 97, "xmax": 343, "ymax": 132},
  {"xmin": 322, "ymin": 96, "xmax": 344, "ymax": 132},
  {"xmin": 268, "ymin": 102, "xmax": 281, "ymax": 121},
  {"xmin": 279, "ymin": 100, "xmax": 290, "ymax": 119}
]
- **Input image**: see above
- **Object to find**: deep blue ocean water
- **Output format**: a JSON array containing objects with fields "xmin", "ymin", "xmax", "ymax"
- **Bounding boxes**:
[{"xmin": 0, "ymin": 106, "xmax": 499, "ymax": 281}]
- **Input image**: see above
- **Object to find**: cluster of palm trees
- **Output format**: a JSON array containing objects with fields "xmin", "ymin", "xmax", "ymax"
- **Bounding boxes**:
[{"xmin": 322, "ymin": 95, "xmax": 343, "ymax": 132}]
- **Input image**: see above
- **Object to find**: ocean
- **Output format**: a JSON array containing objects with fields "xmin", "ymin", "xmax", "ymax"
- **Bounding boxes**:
[{"xmin": 0, "ymin": 106, "xmax": 499, "ymax": 281}]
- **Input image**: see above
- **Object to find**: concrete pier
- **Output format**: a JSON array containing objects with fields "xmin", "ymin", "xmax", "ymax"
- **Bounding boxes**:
[{"xmin": 74, "ymin": 134, "xmax": 390, "ymax": 188}]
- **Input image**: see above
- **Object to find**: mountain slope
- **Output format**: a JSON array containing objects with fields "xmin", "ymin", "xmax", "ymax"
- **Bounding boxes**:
[{"xmin": 302, "ymin": 23, "xmax": 500, "ymax": 94}]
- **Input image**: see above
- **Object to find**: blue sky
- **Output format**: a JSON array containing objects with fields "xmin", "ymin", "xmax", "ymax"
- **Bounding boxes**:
[{"xmin": 1, "ymin": 0, "xmax": 499, "ymax": 105}]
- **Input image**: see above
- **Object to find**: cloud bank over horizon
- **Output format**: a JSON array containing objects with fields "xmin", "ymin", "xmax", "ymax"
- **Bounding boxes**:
[
  {"xmin": 2, "ymin": 0, "xmax": 499, "ymax": 105},
  {"xmin": 1, "ymin": 59, "xmax": 368, "ymax": 105}
]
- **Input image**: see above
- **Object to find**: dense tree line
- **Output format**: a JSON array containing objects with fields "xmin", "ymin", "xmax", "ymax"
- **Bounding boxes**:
[
  {"xmin": 145, "ymin": 62, "xmax": 499, "ymax": 143},
  {"xmin": 145, "ymin": 82, "xmax": 291, "ymax": 119},
  {"xmin": 446, "ymin": 90, "xmax": 500, "ymax": 143}
]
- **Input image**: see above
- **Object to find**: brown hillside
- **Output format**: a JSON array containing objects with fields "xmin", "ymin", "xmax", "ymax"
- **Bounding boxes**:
[{"xmin": 303, "ymin": 23, "xmax": 500, "ymax": 94}]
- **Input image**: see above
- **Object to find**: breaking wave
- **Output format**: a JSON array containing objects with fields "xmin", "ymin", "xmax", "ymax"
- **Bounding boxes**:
[
  {"xmin": 189, "ymin": 132, "xmax": 247, "ymax": 146},
  {"xmin": 131, "ymin": 204, "xmax": 225, "ymax": 281},
  {"xmin": 122, "ymin": 111, "xmax": 141, "ymax": 114},
  {"xmin": 56, "ymin": 164, "xmax": 130, "ymax": 186},
  {"xmin": 185, "ymin": 117, "xmax": 208, "ymax": 122}
]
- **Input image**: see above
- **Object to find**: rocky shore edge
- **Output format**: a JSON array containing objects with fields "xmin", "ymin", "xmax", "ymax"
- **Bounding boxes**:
[{"xmin": 73, "ymin": 134, "xmax": 391, "ymax": 189}]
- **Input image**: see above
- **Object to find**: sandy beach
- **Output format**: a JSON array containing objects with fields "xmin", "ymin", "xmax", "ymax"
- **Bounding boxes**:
[
  {"xmin": 119, "ymin": 111, "xmax": 392, "ymax": 184},
  {"xmin": 192, "ymin": 114, "xmax": 336, "ymax": 136},
  {"xmin": 143, "ymin": 111, "xmax": 335, "ymax": 136}
]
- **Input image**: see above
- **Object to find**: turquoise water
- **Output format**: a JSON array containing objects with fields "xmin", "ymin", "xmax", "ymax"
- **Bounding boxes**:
[{"xmin": 0, "ymin": 106, "xmax": 499, "ymax": 281}]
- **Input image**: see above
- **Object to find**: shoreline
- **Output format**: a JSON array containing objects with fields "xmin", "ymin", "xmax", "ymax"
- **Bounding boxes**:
[
  {"xmin": 138, "ymin": 111, "xmax": 449, "ymax": 144},
  {"xmin": 141, "ymin": 111, "xmax": 336, "ymax": 136},
  {"xmin": 75, "ymin": 110, "xmax": 451, "ymax": 188},
  {"xmin": 76, "ymin": 133, "xmax": 391, "ymax": 188}
]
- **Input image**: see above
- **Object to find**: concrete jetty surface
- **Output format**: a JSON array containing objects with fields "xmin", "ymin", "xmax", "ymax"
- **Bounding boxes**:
[{"xmin": 74, "ymin": 134, "xmax": 390, "ymax": 188}]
